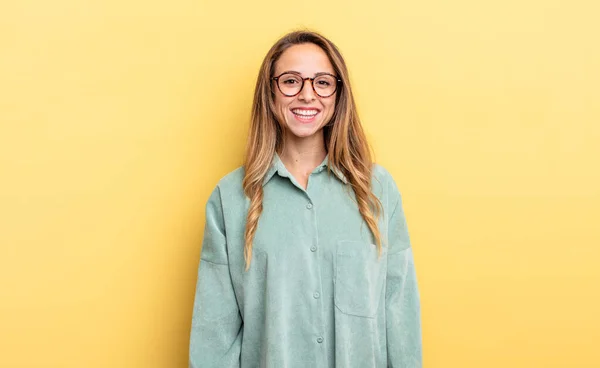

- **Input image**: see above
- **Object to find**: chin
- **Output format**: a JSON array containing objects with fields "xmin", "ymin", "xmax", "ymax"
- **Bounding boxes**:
[
  {"xmin": 286, "ymin": 122, "xmax": 323, "ymax": 138},
  {"xmin": 287, "ymin": 129, "xmax": 319, "ymax": 139}
]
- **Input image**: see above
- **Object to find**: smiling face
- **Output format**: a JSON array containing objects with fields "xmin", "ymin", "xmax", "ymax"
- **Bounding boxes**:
[{"xmin": 272, "ymin": 43, "xmax": 337, "ymax": 141}]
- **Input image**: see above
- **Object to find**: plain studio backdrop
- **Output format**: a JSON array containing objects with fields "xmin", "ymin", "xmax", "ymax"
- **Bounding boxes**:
[{"xmin": 1, "ymin": 0, "xmax": 599, "ymax": 367}]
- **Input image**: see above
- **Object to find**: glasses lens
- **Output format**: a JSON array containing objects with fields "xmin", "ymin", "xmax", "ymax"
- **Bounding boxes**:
[
  {"xmin": 277, "ymin": 73, "xmax": 303, "ymax": 96},
  {"xmin": 313, "ymin": 74, "xmax": 337, "ymax": 97}
]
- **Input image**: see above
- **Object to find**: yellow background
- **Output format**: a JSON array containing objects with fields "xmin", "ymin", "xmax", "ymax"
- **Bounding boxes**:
[{"xmin": 1, "ymin": 0, "xmax": 599, "ymax": 367}]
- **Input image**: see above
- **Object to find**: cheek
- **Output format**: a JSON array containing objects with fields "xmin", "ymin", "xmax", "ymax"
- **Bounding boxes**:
[
  {"xmin": 274, "ymin": 93, "xmax": 291, "ymax": 111},
  {"xmin": 273, "ymin": 93, "xmax": 283, "ymax": 107},
  {"xmin": 323, "ymin": 100, "xmax": 336, "ymax": 116},
  {"xmin": 273, "ymin": 95, "xmax": 291, "ymax": 122}
]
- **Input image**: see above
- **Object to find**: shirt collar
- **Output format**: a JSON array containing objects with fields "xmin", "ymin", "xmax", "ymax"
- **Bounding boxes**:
[{"xmin": 262, "ymin": 152, "xmax": 348, "ymax": 186}]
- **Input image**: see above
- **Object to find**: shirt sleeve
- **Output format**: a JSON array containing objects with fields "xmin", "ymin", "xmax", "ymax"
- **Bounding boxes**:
[
  {"xmin": 385, "ymin": 189, "xmax": 422, "ymax": 368},
  {"xmin": 189, "ymin": 186, "xmax": 243, "ymax": 368}
]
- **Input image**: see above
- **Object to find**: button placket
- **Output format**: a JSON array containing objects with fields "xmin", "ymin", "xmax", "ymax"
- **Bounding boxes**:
[{"xmin": 304, "ymin": 193, "xmax": 325, "ymax": 355}]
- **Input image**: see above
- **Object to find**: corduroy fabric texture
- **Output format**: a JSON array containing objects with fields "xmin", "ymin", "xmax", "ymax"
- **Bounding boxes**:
[{"xmin": 189, "ymin": 153, "xmax": 421, "ymax": 368}]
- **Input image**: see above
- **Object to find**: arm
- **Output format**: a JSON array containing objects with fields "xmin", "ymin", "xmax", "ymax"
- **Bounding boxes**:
[
  {"xmin": 189, "ymin": 186, "xmax": 242, "ymax": 368},
  {"xmin": 386, "ymin": 192, "xmax": 422, "ymax": 368}
]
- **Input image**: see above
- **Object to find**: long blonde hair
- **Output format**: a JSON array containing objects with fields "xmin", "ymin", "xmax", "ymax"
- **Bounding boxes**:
[{"xmin": 242, "ymin": 30, "xmax": 383, "ymax": 270}]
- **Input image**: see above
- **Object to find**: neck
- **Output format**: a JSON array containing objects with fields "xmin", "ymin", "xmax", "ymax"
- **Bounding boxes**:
[{"xmin": 278, "ymin": 131, "xmax": 327, "ymax": 173}]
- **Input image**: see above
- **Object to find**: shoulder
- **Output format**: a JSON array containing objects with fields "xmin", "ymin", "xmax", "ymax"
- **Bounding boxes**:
[
  {"xmin": 370, "ymin": 162, "xmax": 406, "ymax": 224},
  {"xmin": 372, "ymin": 163, "xmax": 402, "ymax": 197},
  {"xmin": 215, "ymin": 165, "xmax": 245, "ymax": 192},
  {"xmin": 204, "ymin": 165, "xmax": 247, "ymax": 212},
  {"xmin": 372, "ymin": 163, "xmax": 394, "ymax": 184}
]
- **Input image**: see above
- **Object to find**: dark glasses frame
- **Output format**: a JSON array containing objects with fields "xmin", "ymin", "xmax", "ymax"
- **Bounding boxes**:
[{"xmin": 272, "ymin": 72, "xmax": 342, "ymax": 98}]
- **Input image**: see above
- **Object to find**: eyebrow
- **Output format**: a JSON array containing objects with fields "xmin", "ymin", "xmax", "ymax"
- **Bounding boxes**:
[{"xmin": 279, "ymin": 70, "xmax": 335, "ymax": 77}]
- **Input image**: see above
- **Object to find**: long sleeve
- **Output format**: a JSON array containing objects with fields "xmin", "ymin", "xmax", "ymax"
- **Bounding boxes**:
[
  {"xmin": 189, "ymin": 186, "xmax": 243, "ymax": 368},
  {"xmin": 385, "ymin": 192, "xmax": 422, "ymax": 368}
]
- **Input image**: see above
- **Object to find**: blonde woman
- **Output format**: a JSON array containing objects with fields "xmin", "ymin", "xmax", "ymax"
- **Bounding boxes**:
[{"xmin": 189, "ymin": 30, "xmax": 421, "ymax": 368}]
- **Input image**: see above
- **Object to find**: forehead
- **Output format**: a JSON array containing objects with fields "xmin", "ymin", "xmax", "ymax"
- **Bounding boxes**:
[{"xmin": 274, "ymin": 43, "xmax": 335, "ymax": 76}]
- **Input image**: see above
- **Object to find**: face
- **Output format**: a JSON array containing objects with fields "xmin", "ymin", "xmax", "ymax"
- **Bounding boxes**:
[{"xmin": 272, "ymin": 43, "xmax": 337, "ymax": 140}]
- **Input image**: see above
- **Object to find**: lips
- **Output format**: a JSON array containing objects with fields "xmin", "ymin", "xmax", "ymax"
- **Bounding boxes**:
[
  {"xmin": 290, "ymin": 108, "xmax": 320, "ymax": 123},
  {"xmin": 291, "ymin": 108, "xmax": 320, "ymax": 117}
]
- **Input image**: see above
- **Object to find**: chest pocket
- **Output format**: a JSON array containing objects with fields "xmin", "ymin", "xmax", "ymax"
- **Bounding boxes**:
[{"xmin": 334, "ymin": 240, "xmax": 388, "ymax": 318}]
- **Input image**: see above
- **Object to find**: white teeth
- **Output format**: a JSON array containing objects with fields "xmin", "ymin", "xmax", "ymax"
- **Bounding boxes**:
[{"xmin": 292, "ymin": 109, "xmax": 318, "ymax": 116}]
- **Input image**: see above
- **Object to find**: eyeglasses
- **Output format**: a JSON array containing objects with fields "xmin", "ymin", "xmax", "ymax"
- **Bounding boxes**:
[{"xmin": 272, "ymin": 72, "xmax": 341, "ymax": 98}]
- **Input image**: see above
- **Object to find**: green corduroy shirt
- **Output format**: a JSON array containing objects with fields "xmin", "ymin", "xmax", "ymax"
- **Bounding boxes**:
[{"xmin": 189, "ymin": 152, "xmax": 421, "ymax": 368}]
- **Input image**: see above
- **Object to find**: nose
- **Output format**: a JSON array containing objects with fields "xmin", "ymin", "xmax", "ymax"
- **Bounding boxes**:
[{"xmin": 298, "ymin": 78, "xmax": 316, "ymax": 102}]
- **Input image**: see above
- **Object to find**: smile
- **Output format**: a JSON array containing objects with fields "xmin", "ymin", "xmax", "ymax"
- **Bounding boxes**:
[
  {"xmin": 291, "ymin": 108, "xmax": 319, "ymax": 116},
  {"xmin": 291, "ymin": 108, "xmax": 320, "ymax": 123}
]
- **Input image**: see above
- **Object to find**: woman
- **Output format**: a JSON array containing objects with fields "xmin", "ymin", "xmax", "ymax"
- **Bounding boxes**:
[{"xmin": 189, "ymin": 30, "xmax": 421, "ymax": 368}]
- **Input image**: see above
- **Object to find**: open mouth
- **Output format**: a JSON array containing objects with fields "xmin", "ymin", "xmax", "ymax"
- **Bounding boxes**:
[{"xmin": 291, "ymin": 108, "xmax": 320, "ymax": 123}]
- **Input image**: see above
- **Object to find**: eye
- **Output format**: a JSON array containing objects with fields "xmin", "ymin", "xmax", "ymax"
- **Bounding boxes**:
[
  {"xmin": 317, "ymin": 80, "xmax": 331, "ymax": 86},
  {"xmin": 282, "ymin": 78, "xmax": 298, "ymax": 85}
]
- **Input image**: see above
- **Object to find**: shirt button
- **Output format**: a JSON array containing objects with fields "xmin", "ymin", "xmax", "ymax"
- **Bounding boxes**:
[
  {"xmin": 313, "ymin": 292, "xmax": 320, "ymax": 299},
  {"xmin": 310, "ymin": 246, "xmax": 317, "ymax": 252},
  {"xmin": 317, "ymin": 337, "xmax": 324, "ymax": 343},
  {"xmin": 306, "ymin": 203, "xmax": 313, "ymax": 209}
]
